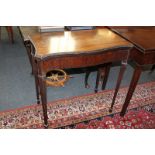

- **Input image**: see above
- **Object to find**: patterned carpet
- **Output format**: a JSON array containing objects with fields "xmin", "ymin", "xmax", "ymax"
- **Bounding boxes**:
[
  {"xmin": 0, "ymin": 81, "xmax": 155, "ymax": 129},
  {"xmin": 62, "ymin": 104, "xmax": 155, "ymax": 129}
]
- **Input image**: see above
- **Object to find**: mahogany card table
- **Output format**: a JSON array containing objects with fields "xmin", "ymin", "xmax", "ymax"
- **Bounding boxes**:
[
  {"xmin": 109, "ymin": 27, "xmax": 155, "ymax": 116},
  {"xmin": 19, "ymin": 27, "xmax": 132, "ymax": 128}
]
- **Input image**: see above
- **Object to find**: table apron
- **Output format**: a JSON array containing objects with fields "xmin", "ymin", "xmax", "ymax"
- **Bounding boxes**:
[
  {"xmin": 130, "ymin": 48, "xmax": 155, "ymax": 66},
  {"xmin": 38, "ymin": 49, "xmax": 129, "ymax": 74}
]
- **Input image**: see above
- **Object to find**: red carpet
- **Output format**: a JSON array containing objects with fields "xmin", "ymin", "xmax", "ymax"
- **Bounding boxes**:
[
  {"xmin": 0, "ymin": 81, "xmax": 155, "ymax": 129},
  {"xmin": 62, "ymin": 104, "xmax": 155, "ymax": 129}
]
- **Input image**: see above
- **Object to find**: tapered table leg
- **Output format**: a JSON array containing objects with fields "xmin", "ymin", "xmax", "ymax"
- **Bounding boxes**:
[
  {"xmin": 120, "ymin": 66, "xmax": 142, "ymax": 116},
  {"xmin": 85, "ymin": 69, "xmax": 91, "ymax": 88},
  {"xmin": 95, "ymin": 63, "xmax": 109, "ymax": 93},
  {"xmin": 6, "ymin": 26, "xmax": 14, "ymax": 43},
  {"xmin": 109, "ymin": 61, "xmax": 127, "ymax": 113},
  {"xmin": 34, "ymin": 74, "xmax": 40, "ymax": 104},
  {"xmin": 95, "ymin": 68, "xmax": 101, "ymax": 93},
  {"xmin": 102, "ymin": 63, "xmax": 111, "ymax": 90},
  {"xmin": 39, "ymin": 75, "xmax": 48, "ymax": 128},
  {"xmin": 31, "ymin": 54, "xmax": 40, "ymax": 104},
  {"xmin": 150, "ymin": 64, "xmax": 155, "ymax": 72}
]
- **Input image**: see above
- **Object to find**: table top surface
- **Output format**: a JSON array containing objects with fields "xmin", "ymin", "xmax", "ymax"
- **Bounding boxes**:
[
  {"xmin": 19, "ymin": 26, "xmax": 38, "ymax": 41},
  {"xmin": 109, "ymin": 26, "xmax": 155, "ymax": 53},
  {"xmin": 19, "ymin": 27, "xmax": 132, "ymax": 58}
]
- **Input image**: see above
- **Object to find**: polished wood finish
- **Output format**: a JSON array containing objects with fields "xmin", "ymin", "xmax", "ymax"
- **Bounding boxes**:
[
  {"xmin": 19, "ymin": 27, "xmax": 111, "ymax": 89},
  {"xmin": 30, "ymin": 44, "xmax": 40, "ymax": 104},
  {"xmin": 120, "ymin": 65, "xmax": 142, "ymax": 116},
  {"xmin": 29, "ymin": 28, "xmax": 132, "ymax": 58},
  {"xmin": 20, "ymin": 27, "xmax": 132, "ymax": 127},
  {"xmin": 18, "ymin": 26, "xmax": 39, "ymax": 41},
  {"xmin": 109, "ymin": 60, "xmax": 127, "ymax": 113},
  {"xmin": 109, "ymin": 27, "xmax": 155, "ymax": 116}
]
